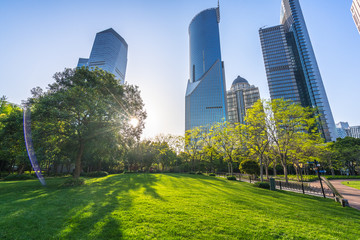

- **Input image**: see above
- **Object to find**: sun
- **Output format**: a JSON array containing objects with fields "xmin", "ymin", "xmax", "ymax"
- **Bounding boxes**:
[{"xmin": 129, "ymin": 117, "xmax": 139, "ymax": 128}]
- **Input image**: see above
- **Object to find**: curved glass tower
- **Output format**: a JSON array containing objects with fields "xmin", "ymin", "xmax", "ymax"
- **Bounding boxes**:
[
  {"xmin": 185, "ymin": 7, "xmax": 227, "ymax": 131},
  {"xmin": 259, "ymin": 0, "xmax": 337, "ymax": 142},
  {"xmin": 77, "ymin": 28, "xmax": 128, "ymax": 84}
]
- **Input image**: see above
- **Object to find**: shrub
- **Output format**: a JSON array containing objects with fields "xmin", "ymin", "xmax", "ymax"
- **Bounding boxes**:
[
  {"xmin": 208, "ymin": 173, "xmax": 216, "ymax": 176},
  {"xmin": 239, "ymin": 160, "xmax": 259, "ymax": 175},
  {"xmin": 227, "ymin": 176, "xmax": 237, "ymax": 181},
  {"xmin": 196, "ymin": 171, "xmax": 203, "ymax": 175},
  {"xmin": 4, "ymin": 174, "xmax": 35, "ymax": 181},
  {"xmin": 61, "ymin": 177, "xmax": 85, "ymax": 187},
  {"xmin": 254, "ymin": 182, "xmax": 270, "ymax": 189},
  {"xmin": 189, "ymin": 172, "xmax": 196, "ymax": 174},
  {"xmin": 81, "ymin": 171, "xmax": 108, "ymax": 178}
]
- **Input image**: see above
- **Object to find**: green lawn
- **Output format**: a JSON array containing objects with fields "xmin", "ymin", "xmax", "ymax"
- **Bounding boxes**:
[
  {"xmin": 0, "ymin": 174, "xmax": 359, "ymax": 240},
  {"xmin": 342, "ymin": 180, "xmax": 360, "ymax": 190}
]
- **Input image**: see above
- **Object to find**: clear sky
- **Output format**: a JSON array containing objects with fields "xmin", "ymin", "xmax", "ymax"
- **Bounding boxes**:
[{"xmin": 0, "ymin": 0, "xmax": 359, "ymax": 138}]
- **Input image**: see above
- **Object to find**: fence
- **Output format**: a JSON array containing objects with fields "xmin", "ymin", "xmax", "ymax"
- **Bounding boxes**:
[{"xmin": 215, "ymin": 172, "xmax": 335, "ymax": 198}]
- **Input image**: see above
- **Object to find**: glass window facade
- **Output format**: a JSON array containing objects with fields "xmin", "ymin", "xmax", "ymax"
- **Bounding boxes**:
[
  {"xmin": 227, "ymin": 76, "xmax": 260, "ymax": 124},
  {"xmin": 77, "ymin": 28, "xmax": 128, "ymax": 84},
  {"xmin": 351, "ymin": 0, "xmax": 360, "ymax": 34},
  {"xmin": 259, "ymin": 0, "xmax": 338, "ymax": 142},
  {"xmin": 185, "ymin": 7, "xmax": 227, "ymax": 131}
]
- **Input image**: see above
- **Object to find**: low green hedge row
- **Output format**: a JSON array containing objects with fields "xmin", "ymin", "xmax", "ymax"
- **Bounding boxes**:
[
  {"xmin": 254, "ymin": 182, "xmax": 270, "ymax": 189},
  {"xmin": 81, "ymin": 171, "xmax": 109, "ymax": 178},
  {"xmin": 3, "ymin": 174, "xmax": 35, "ymax": 181}
]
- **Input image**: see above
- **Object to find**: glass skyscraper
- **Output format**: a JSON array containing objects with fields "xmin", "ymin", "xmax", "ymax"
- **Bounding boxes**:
[
  {"xmin": 185, "ymin": 6, "xmax": 227, "ymax": 131},
  {"xmin": 259, "ymin": 0, "xmax": 337, "ymax": 142},
  {"xmin": 227, "ymin": 76, "xmax": 260, "ymax": 124},
  {"xmin": 77, "ymin": 28, "xmax": 128, "ymax": 84},
  {"xmin": 352, "ymin": 0, "xmax": 360, "ymax": 34}
]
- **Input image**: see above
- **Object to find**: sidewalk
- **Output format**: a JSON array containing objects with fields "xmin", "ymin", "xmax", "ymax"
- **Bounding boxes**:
[{"xmin": 329, "ymin": 179, "xmax": 360, "ymax": 210}]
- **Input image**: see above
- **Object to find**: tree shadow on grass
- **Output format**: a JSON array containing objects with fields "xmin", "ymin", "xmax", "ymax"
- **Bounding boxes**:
[{"xmin": 0, "ymin": 173, "xmax": 163, "ymax": 239}]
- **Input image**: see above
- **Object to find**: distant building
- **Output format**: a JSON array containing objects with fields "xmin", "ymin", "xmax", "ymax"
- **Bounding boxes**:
[
  {"xmin": 185, "ymin": 6, "xmax": 227, "ymax": 131},
  {"xmin": 227, "ymin": 76, "xmax": 260, "ymax": 124},
  {"xmin": 351, "ymin": 0, "xmax": 360, "ymax": 34},
  {"xmin": 349, "ymin": 126, "xmax": 360, "ymax": 138},
  {"xmin": 259, "ymin": 0, "xmax": 337, "ymax": 142},
  {"xmin": 336, "ymin": 122, "xmax": 350, "ymax": 139},
  {"xmin": 77, "ymin": 28, "xmax": 128, "ymax": 84},
  {"xmin": 336, "ymin": 122, "xmax": 360, "ymax": 139}
]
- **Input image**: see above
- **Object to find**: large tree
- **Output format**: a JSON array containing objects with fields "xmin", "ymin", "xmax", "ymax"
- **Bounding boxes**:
[{"xmin": 28, "ymin": 67, "xmax": 146, "ymax": 178}]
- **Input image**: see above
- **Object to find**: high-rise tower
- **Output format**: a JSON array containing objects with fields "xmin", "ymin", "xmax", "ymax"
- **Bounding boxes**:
[
  {"xmin": 259, "ymin": 0, "xmax": 337, "ymax": 142},
  {"xmin": 227, "ymin": 76, "xmax": 260, "ymax": 124},
  {"xmin": 352, "ymin": 0, "xmax": 360, "ymax": 34},
  {"xmin": 77, "ymin": 28, "xmax": 128, "ymax": 84},
  {"xmin": 185, "ymin": 6, "xmax": 227, "ymax": 131}
]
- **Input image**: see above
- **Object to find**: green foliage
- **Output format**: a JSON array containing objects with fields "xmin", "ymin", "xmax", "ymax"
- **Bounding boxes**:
[
  {"xmin": 342, "ymin": 181, "xmax": 360, "ymax": 190},
  {"xmin": 240, "ymin": 160, "xmax": 260, "ymax": 175},
  {"xmin": 254, "ymin": 182, "xmax": 270, "ymax": 189},
  {"xmin": 61, "ymin": 177, "xmax": 85, "ymax": 187},
  {"xmin": 275, "ymin": 175, "xmax": 319, "ymax": 182},
  {"xmin": 196, "ymin": 171, "xmax": 203, "ymax": 175},
  {"xmin": 0, "ymin": 174, "xmax": 359, "ymax": 239},
  {"xmin": 27, "ymin": 68, "xmax": 146, "ymax": 177},
  {"xmin": 3, "ymin": 174, "xmax": 35, "ymax": 181},
  {"xmin": 208, "ymin": 173, "xmax": 216, "ymax": 176},
  {"xmin": 81, "ymin": 171, "xmax": 109, "ymax": 178},
  {"xmin": 226, "ymin": 176, "xmax": 237, "ymax": 180},
  {"xmin": 327, "ymin": 175, "xmax": 360, "ymax": 180}
]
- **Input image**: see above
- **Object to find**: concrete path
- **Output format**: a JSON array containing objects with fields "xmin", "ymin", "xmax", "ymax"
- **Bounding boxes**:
[{"xmin": 330, "ymin": 179, "xmax": 360, "ymax": 211}]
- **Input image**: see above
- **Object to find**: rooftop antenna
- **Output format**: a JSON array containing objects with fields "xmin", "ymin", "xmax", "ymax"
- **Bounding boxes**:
[{"xmin": 216, "ymin": 0, "xmax": 220, "ymax": 22}]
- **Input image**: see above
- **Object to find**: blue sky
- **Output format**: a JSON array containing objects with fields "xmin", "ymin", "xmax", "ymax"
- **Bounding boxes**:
[{"xmin": 0, "ymin": 0, "xmax": 358, "ymax": 138}]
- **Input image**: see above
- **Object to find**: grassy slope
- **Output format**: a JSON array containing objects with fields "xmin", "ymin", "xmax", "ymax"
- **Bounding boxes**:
[
  {"xmin": 342, "ymin": 180, "xmax": 360, "ymax": 190},
  {"xmin": 0, "ymin": 174, "xmax": 359, "ymax": 240}
]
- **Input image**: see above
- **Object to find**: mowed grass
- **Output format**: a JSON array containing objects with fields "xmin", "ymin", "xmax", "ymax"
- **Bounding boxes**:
[
  {"xmin": 342, "ymin": 180, "xmax": 360, "ymax": 190},
  {"xmin": 0, "ymin": 174, "xmax": 359, "ymax": 240}
]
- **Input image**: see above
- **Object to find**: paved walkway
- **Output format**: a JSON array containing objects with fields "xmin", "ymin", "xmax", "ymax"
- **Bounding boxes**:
[{"xmin": 330, "ymin": 179, "xmax": 360, "ymax": 210}]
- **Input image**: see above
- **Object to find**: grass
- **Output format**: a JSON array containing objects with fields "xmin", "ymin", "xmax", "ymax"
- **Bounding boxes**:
[
  {"xmin": 342, "ymin": 180, "xmax": 360, "ymax": 190},
  {"xmin": 0, "ymin": 174, "xmax": 359, "ymax": 239}
]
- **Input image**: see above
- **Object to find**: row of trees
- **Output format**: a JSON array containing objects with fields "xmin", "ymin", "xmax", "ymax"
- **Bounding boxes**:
[
  {"xmin": 184, "ymin": 99, "xmax": 360, "ymax": 182},
  {"xmin": 1, "ymin": 68, "xmax": 359, "ymax": 181}
]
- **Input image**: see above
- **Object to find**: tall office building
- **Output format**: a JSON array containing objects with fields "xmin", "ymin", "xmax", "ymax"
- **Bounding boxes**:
[
  {"xmin": 259, "ymin": 0, "xmax": 337, "ymax": 142},
  {"xmin": 352, "ymin": 0, "xmax": 360, "ymax": 34},
  {"xmin": 227, "ymin": 76, "xmax": 260, "ymax": 124},
  {"xmin": 336, "ymin": 122, "xmax": 360, "ymax": 139},
  {"xmin": 185, "ymin": 6, "xmax": 227, "ymax": 131},
  {"xmin": 77, "ymin": 28, "xmax": 128, "ymax": 84}
]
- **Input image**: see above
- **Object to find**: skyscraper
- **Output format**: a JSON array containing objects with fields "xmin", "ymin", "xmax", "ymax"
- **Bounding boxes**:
[
  {"xmin": 185, "ymin": 6, "xmax": 227, "ymax": 131},
  {"xmin": 227, "ymin": 76, "xmax": 260, "ymax": 124},
  {"xmin": 77, "ymin": 28, "xmax": 128, "ymax": 84},
  {"xmin": 351, "ymin": 0, "xmax": 360, "ymax": 34},
  {"xmin": 259, "ymin": 0, "xmax": 337, "ymax": 142}
]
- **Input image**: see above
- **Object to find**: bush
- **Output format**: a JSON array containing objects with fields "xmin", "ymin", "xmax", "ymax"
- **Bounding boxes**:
[
  {"xmin": 196, "ymin": 171, "xmax": 203, "ymax": 175},
  {"xmin": 227, "ymin": 176, "xmax": 237, "ymax": 181},
  {"xmin": 327, "ymin": 175, "xmax": 360, "ymax": 180},
  {"xmin": 208, "ymin": 173, "xmax": 216, "ymax": 176},
  {"xmin": 254, "ymin": 182, "xmax": 270, "ymax": 189},
  {"xmin": 61, "ymin": 177, "xmax": 85, "ymax": 187},
  {"xmin": 189, "ymin": 172, "xmax": 196, "ymax": 174},
  {"xmin": 81, "ymin": 171, "xmax": 108, "ymax": 178},
  {"xmin": 4, "ymin": 174, "xmax": 35, "ymax": 181},
  {"xmin": 240, "ymin": 160, "xmax": 259, "ymax": 175}
]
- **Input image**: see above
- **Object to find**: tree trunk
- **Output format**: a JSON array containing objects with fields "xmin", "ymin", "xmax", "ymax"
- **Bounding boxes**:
[
  {"xmin": 18, "ymin": 164, "xmax": 25, "ymax": 175},
  {"xmin": 329, "ymin": 160, "xmax": 335, "ymax": 176},
  {"xmin": 294, "ymin": 165, "xmax": 300, "ymax": 182},
  {"xmin": 73, "ymin": 140, "xmax": 84, "ymax": 178},
  {"xmin": 265, "ymin": 164, "xmax": 269, "ymax": 180},
  {"xmin": 273, "ymin": 158, "xmax": 277, "ymax": 177},
  {"xmin": 259, "ymin": 156, "xmax": 264, "ymax": 182}
]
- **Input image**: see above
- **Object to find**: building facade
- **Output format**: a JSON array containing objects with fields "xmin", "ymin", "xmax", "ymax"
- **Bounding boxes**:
[
  {"xmin": 77, "ymin": 28, "xmax": 128, "ymax": 84},
  {"xmin": 336, "ymin": 122, "xmax": 360, "ymax": 139},
  {"xmin": 352, "ymin": 0, "xmax": 360, "ymax": 34},
  {"xmin": 185, "ymin": 7, "xmax": 227, "ymax": 131},
  {"xmin": 259, "ymin": 0, "xmax": 337, "ymax": 142},
  {"xmin": 227, "ymin": 76, "xmax": 260, "ymax": 124}
]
